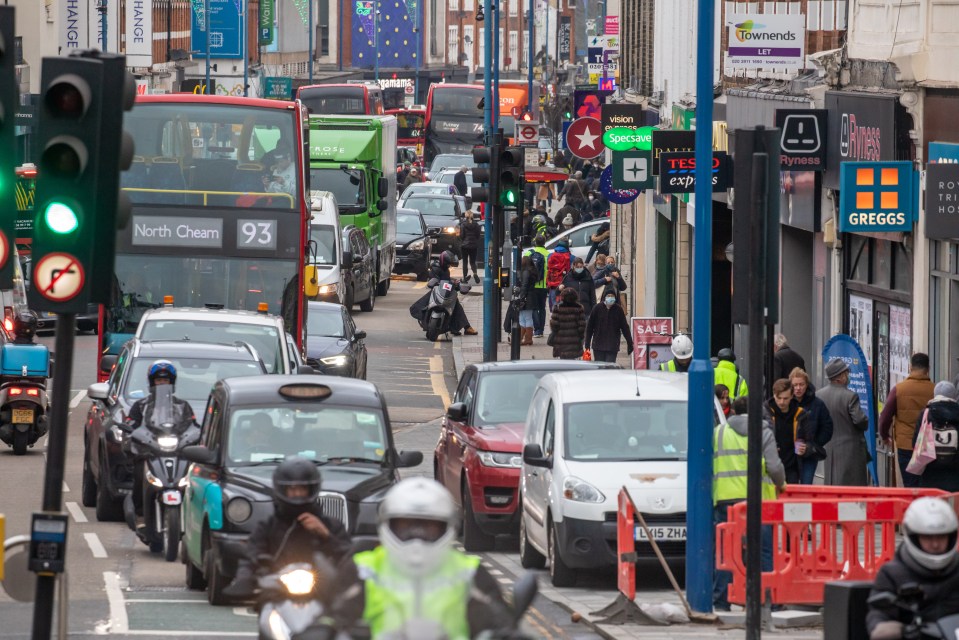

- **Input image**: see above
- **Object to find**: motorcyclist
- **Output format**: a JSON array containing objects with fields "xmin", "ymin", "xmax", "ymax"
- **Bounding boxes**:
[
  {"xmin": 660, "ymin": 334, "xmax": 693, "ymax": 372},
  {"xmin": 409, "ymin": 250, "xmax": 476, "ymax": 336},
  {"xmin": 225, "ymin": 457, "xmax": 362, "ymax": 625},
  {"xmin": 867, "ymin": 497, "xmax": 959, "ymax": 639},
  {"xmin": 343, "ymin": 477, "xmax": 510, "ymax": 639},
  {"xmin": 11, "ymin": 311, "xmax": 39, "ymax": 345}
]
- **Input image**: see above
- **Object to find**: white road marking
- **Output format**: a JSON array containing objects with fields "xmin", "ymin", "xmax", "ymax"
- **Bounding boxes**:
[
  {"xmin": 65, "ymin": 501, "xmax": 87, "ymax": 523},
  {"xmin": 101, "ymin": 571, "xmax": 129, "ymax": 633},
  {"xmin": 84, "ymin": 532, "xmax": 108, "ymax": 558},
  {"xmin": 62, "ymin": 481, "xmax": 70, "ymax": 493},
  {"xmin": 434, "ymin": 340, "xmax": 441, "ymax": 350},
  {"xmin": 429, "ymin": 355, "xmax": 451, "ymax": 408},
  {"xmin": 70, "ymin": 390, "xmax": 88, "ymax": 408},
  {"xmin": 232, "ymin": 607, "xmax": 257, "ymax": 617},
  {"xmin": 113, "ymin": 632, "xmax": 256, "ymax": 637}
]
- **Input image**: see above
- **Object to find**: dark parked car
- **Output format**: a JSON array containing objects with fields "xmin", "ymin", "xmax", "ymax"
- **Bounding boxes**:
[
  {"xmin": 401, "ymin": 193, "xmax": 464, "ymax": 255},
  {"xmin": 82, "ymin": 340, "xmax": 268, "ymax": 522},
  {"xmin": 434, "ymin": 360, "xmax": 619, "ymax": 551},
  {"xmin": 179, "ymin": 376, "xmax": 423, "ymax": 604},
  {"xmin": 393, "ymin": 208, "xmax": 432, "ymax": 280},
  {"xmin": 305, "ymin": 301, "xmax": 368, "ymax": 378},
  {"xmin": 341, "ymin": 225, "xmax": 376, "ymax": 313}
]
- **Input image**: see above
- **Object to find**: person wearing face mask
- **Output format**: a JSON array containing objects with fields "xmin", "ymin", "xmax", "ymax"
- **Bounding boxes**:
[
  {"xmin": 345, "ymin": 478, "xmax": 509, "ymax": 639},
  {"xmin": 584, "ymin": 286, "xmax": 633, "ymax": 363},
  {"xmin": 560, "ymin": 257, "xmax": 596, "ymax": 317}
]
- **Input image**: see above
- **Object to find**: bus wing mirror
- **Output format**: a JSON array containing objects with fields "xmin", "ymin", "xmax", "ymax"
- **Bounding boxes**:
[
  {"xmin": 377, "ymin": 198, "xmax": 388, "ymax": 211},
  {"xmin": 304, "ymin": 265, "xmax": 320, "ymax": 298},
  {"xmin": 378, "ymin": 176, "xmax": 389, "ymax": 198}
]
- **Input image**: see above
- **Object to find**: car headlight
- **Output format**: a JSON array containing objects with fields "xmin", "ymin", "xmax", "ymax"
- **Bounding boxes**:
[
  {"xmin": 563, "ymin": 476, "xmax": 605, "ymax": 503},
  {"xmin": 226, "ymin": 497, "xmax": 253, "ymax": 524},
  {"xmin": 443, "ymin": 225, "xmax": 458, "ymax": 235},
  {"xmin": 144, "ymin": 468, "xmax": 164, "ymax": 488},
  {"xmin": 279, "ymin": 569, "xmax": 315, "ymax": 596},
  {"xmin": 320, "ymin": 355, "xmax": 349, "ymax": 367},
  {"xmin": 157, "ymin": 435, "xmax": 179, "ymax": 452},
  {"xmin": 268, "ymin": 609, "xmax": 292, "ymax": 640},
  {"xmin": 109, "ymin": 424, "xmax": 126, "ymax": 443},
  {"xmin": 408, "ymin": 239, "xmax": 425, "ymax": 251},
  {"xmin": 478, "ymin": 450, "xmax": 522, "ymax": 468}
]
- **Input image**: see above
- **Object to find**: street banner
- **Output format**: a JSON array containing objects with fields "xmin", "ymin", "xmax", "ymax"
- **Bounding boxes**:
[
  {"xmin": 59, "ymin": 0, "xmax": 90, "ymax": 52},
  {"xmin": 926, "ymin": 163, "xmax": 959, "ymax": 240},
  {"xmin": 822, "ymin": 334, "xmax": 878, "ymax": 485},
  {"xmin": 191, "ymin": 0, "xmax": 244, "ymax": 59},
  {"xmin": 125, "ymin": 0, "xmax": 153, "ymax": 67},
  {"xmin": 631, "ymin": 317, "xmax": 673, "ymax": 370},
  {"xmin": 260, "ymin": 0, "xmax": 275, "ymax": 44},
  {"xmin": 559, "ymin": 17, "xmax": 571, "ymax": 61}
]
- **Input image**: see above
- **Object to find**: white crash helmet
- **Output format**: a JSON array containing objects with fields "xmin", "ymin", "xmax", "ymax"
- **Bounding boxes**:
[
  {"xmin": 901, "ymin": 497, "xmax": 959, "ymax": 573},
  {"xmin": 671, "ymin": 334, "xmax": 693, "ymax": 360},
  {"xmin": 378, "ymin": 477, "xmax": 457, "ymax": 576}
]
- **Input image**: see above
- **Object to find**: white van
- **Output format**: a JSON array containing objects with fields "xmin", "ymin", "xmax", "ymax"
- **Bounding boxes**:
[
  {"xmin": 308, "ymin": 191, "xmax": 345, "ymax": 306},
  {"xmin": 519, "ymin": 370, "xmax": 721, "ymax": 587}
]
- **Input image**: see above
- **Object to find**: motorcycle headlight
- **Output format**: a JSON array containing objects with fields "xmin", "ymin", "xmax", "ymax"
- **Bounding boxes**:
[
  {"xmin": 226, "ymin": 497, "xmax": 253, "ymax": 524},
  {"xmin": 178, "ymin": 475, "xmax": 189, "ymax": 488},
  {"xmin": 144, "ymin": 468, "xmax": 164, "ymax": 488},
  {"xmin": 268, "ymin": 609, "xmax": 292, "ymax": 640},
  {"xmin": 408, "ymin": 239, "xmax": 425, "ymax": 251},
  {"xmin": 443, "ymin": 225, "xmax": 458, "ymax": 235},
  {"xmin": 562, "ymin": 476, "xmax": 605, "ymax": 503},
  {"xmin": 478, "ymin": 450, "xmax": 522, "ymax": 468},
  {"xmin": 109, "ymin": 424, "xmax": 126, "ymax": 443},
  {"xmin": 318, "ymin": 283, "xmax": 337, "ymax": 295},
  {"xmin": 279, "ymin": 569, "xmax": 316, "ymax": 596},
  {"xmin": 320, "ymin": 355, "xmax": 349, "ymax": 367},
  {"xmin": 157, "ymin": 435, "xmax": 179, "ymax": 452}
]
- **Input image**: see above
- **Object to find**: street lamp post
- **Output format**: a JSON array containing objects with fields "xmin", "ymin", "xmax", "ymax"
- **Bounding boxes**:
[
  {"xmin": 243, "ymin": 0, "xmax": 249, "ymax": 95},
  {"xmin": 308, "ymin": 0, "xmax": 314, "ymax": 84},
  {"xmin": 374, "ymin": 1, "xmax": 380, "ymax": 82},
  {"xmin": 205, "ymin": 0, "xmax": 212, "ymax": 94}
]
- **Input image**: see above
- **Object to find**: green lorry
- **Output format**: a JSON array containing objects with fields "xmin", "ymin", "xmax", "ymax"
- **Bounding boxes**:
[{"xmin": 308, "ymin": 115, "xmax": 397, "ymax": 297}]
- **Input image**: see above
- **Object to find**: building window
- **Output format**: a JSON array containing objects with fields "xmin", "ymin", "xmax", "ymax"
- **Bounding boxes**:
[
  {"xmin": 430, "ymin": 0, "xmax": 439, "ymax": 56},
  {"xmin": 463, "ymin": 25, "xmax": 474, "ymax": 68},
  {"xmin": 478, "ymin": 27, "xmax": 485, "ymax": 69},
  {"xmin": 449, "ymin": 25, "xmax": 460, "ymax": 65},
  {"xmin": 464, "ymin": 0, "xmax": 475, "ymax": 12},
  {"xmin": 509, "ymin": 0, "xmax": 517, "ymax": 16},
  {"xmin": 450, "ymin": 0, "xmax": 459, "ymax": 12},
  {"xmin": 509, "ymin": 31, "xmax": 518, "ymax": 69}
]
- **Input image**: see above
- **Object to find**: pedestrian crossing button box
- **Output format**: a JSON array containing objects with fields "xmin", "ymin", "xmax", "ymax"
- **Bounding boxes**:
[{"xmin": 28, "ymin": 512, "xmax": 68, "ymax": 574}]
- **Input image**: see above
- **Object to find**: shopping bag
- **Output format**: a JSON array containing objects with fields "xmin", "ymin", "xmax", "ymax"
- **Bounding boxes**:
[
  {"xmin": 906, "ymin": 409, "xmax": 937, "ymax": 475},
  {"xmin": 582, "ymin": 349, "xmax": 592, "ymax": 361}
]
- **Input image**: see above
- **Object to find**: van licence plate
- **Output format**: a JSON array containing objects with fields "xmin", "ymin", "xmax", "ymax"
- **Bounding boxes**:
[
  {"xmin": 635, "ymin": 526, "xmax": 686, "ymax": 541},
  {"xmin": 12, "ymin": 408, "xmax": 34, "ymax": 424}
]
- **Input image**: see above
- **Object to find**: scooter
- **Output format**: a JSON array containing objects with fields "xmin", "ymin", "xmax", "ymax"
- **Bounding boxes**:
[
  {"xmin": 0, "ymin": 341, "xmax": 50, "ymax": 455},
  {"xmin": 256, "ymin": 553, "xmax": 353, "ymax": 640},
  {"xmin": 865, "ymin": 583, "xmax": 959, "ymax": 639},
  {"xmin": 420, "ymin": 277, "xmax": 471, "ymax": 342},
  {"xmin": 123, "ymin": 386, "xmax": 200, "ymax": 561}
]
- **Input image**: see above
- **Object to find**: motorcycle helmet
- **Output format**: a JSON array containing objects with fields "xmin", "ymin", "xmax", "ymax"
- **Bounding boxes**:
[
  {"xmin": 901, "ymin": 497, "xmax": 959, "ymax": 573},
  {"xmin": 671, "ymin": 334, "xmax": 693, "ymax": 360},
  {"xmin": 717, "ymin": 348, "xmax": 737, "ymax": 363},
  {"xmin": 377, "ymin": 477, "xmax": 456, "ymax": 577},
  {"xmin": 147, "ymin": 360, "xmax": 177, "ymax": 387},
  {"xmin": 272, "ymin": 456, "xmax": 322, "ymax": 520},
  {"xmin": 439, "ymin": 250, "xmax": 459, "ymax": 269},
  {"xmin": 531, "ymin": 214, "xmax": 547, "ymax": 228},
  {"xmin": 12, "ymin": 311, "xmax": 37, "ymax": 340}
]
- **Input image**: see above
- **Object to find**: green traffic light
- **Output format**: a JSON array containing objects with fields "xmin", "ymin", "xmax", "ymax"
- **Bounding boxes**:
[
  {"xmin": 43, "ymin": 201, "xmax": 79, "ymax": 234},
  {"xmin": 501, "ymin": 189, "xmax": 518, "ymax": 206}
]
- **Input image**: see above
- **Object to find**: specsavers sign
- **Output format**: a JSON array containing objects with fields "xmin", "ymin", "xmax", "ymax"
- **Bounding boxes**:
[{"xmin": 726, "ymin": 13, "xmax": 805, "ymax": 70}]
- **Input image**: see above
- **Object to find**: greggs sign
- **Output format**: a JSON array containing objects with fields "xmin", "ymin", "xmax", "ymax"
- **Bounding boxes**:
[{"xmin": 839, "ymin": 161, "xmax": 917, "ymax": 232}]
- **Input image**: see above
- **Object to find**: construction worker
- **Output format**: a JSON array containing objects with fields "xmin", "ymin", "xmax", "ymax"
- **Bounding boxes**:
[
  {"xmin": 713, "ymin": 395, "xmax": 786, "ymax": 611},
  {"xmin": 660, "ymin": 334, "xmax": 693, "ymax": 372},
  {"xmin": 715, "ymin": 348, "xmax": 748, "ymax": 399}
]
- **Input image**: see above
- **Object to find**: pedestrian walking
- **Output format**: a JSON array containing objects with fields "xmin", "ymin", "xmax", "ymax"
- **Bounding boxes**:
[
  {"xmin": 911, "ymin": 381, "xmax": 959, "ymax": 491},
  {"xmin": 458, "ymin": 210, "xmax": 481, "ymax": 284},
  {"xmin": 789, "ymin": 368, "xmax": 833, "ymax": 484},
  {"xmin": 585, "ymin": 222, "xmax": 610, "ymax": 265},
  {"xmin": 592, "ymin": 256, "xmax": 626, "ymax": 296},
  {"xmin": 515, "ymin": 255, "xmax": 537, "ymax": 346},
  {"xmin": 819, "ymin": 358, "xmax": 870, "ymax": 486},
  {"xmin": 536, "ymin": 181, "xmax": 556, "ymax": 210},
  {"xmin": 879, "ymin": 352, "xmax": 935, "ymax": 488},
  {"xmin": 553, "ymin": 202, "xmax": 581, "ymax": 228},
  {"xmin": 715, "ymin": 349, "xmax": 748, "ymax": 400},
  {"xmin": 453, "ymin": 165, "xmax": 469, "ymax": 197},
  {"xmin": 400, "ymin": 166, "xmax": 422, "ymax": 194},
  {"xmin": 522, "ymin": 235, "xmax": 550, "ymax": 338},
  {"xmin": 546, "ymin": 240, "xmax": 572, "ymax": 311},
  {"xmin": 767, "ymin": 378, "xmax": 811, "ymax": 485},
  {"xmin": 583, "ymin": 286, "xmax": 633, "ymax": 363},
  {"xmin": 559, "ymin": 171, "xmax": 588, "ymax": 212},
  {"xmin": 559, "ymin": 257, "xmax": 596, "ymax": 318},
  {"xmin": 713, "ymin": 395, "xmax": 785, "ymax": 611},
  {"xmin": 772, "ymin": 334, "xmax": 806, "ymax": 391},
  {"xmin": 549, "ymin": 288, "xmax": 587, "ymax": 360}
]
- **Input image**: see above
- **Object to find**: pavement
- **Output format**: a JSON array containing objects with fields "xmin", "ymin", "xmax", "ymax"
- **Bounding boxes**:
[{"xmin": 449, "ymin": 280, "xmax": 824, "ymax": 639}]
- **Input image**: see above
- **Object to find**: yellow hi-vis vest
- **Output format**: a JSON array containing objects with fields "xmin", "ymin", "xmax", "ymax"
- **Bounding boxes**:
[{"xmin": 713, "ymin": 422, "xmax": 776, "ymax": 505}]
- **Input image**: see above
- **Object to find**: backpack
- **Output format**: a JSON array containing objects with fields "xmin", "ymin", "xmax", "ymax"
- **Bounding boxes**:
[
  {"xmin": 547, "ymin": 251, "xmax": 571, "ymax": 288},
  {"xmin": 528, "ymin": 250, "xmax": 546, "ymax": 284}
]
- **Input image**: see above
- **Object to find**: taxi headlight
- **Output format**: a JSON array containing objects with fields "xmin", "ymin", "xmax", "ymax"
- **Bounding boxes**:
[{"xmin": 226, "ymin": 497, "xmax": 253, "ymax": 524}]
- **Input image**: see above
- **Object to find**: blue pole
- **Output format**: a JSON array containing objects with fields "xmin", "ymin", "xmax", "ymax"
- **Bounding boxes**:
[
  {"xmin": 308, "ymin": 0, "xmax": 314, "ymax": 84},
  {"xmin": 205, "ymin": 0, "xmax": 212, "ymax": 94},
  {"xmin": 685, "ymin": 0, "xmax": 716, "ymax": 614},
  {"xmin": 492, "ymin": 2, "xmax": 500, "ymax": 131},
  {"xmin": 101, "ymin": 1, "xmax": 108, "ymax": 51},
  {"xmin": 482, "ymin": 0, "xmax": 494, "ymax": 362},
  {"xmin": 414, "ymin": 0, "xmax": 421, "ymax": 101},
  {"xmin": 243, "ymin": 0, "xmax": 249, "ymax": 95},
  {"xmin": 527, "ymin": 0, "xmax": 533, "ymax": 106}
]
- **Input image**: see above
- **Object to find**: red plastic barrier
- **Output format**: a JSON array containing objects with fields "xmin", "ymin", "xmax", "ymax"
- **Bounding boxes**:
[
  {"xmin": 616, "ymin": 489, "xmax": 636, "ymax": 600},
  {"xmin": 780, "ymin": 485, "xmax": 947, "ymax": 500}
]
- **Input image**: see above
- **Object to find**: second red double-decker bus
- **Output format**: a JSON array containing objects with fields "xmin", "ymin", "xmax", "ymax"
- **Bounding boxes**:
[
  {"xmin": 387, "ymin": 107, "xmax": 426, "ymax": 161},
  {"xmin": 297, "ymin": 83, "xmax": 385, "ymax": 115},
  {"xmin": 423, "ymin": 83, "xmax": 485, "ymax": 167}
]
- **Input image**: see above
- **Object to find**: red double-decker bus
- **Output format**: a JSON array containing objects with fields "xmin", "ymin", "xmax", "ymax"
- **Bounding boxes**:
[
  {"xmin": 99, "ymin": 95, "xmax": 313, "ymax": 378},
  {"xmin": 296, "ymin": 83, "xmax": 385, "ymax": 115},
  {"xmin": 387, "ymin": 107, "xmax": 426, "ymax": 162},
  {"xmin": 423, "ymin": 83, "xmax": 485, "ymax": 167}
]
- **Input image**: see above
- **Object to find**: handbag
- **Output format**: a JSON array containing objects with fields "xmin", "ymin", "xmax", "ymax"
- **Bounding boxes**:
[{"xmin": 906, "ymin": 409, "xmax": 937, "ymax": 475}]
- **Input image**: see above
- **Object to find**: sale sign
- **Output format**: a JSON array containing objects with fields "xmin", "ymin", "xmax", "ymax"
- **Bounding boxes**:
[{"xmin": 631, "ymin": 317, "xmax": 674, "ymax": 370}]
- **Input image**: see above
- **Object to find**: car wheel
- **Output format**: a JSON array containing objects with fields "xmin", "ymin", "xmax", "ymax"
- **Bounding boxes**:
[
  {"xmin": 184, "ymin": 538, "xmax": 207, "ymax": 590},
  {"xmin": 204, "ymin": 532, "xmax": 230, "ymax": 606},
  {"xmin": 164, "ymin": 507, "xmax": 180, "ymax": 562},
  {"xmin": 519, "ymin": 510, "xmax": 546, "ymax": 569},
  {"xmin": 462, "ymin": 485, "xmax": 495, "ymax": 552},
  {"xmin": 548, "ymin": 518, "xmax": 576, "ymax": 587},
  {"xmin": 359, "ymin": 278, "xmax": 376, "ymax": 312},
  {"xmin": 376, "ymin": 274, "xmax": 390, "ymax": 296},
  {"xmin": 345, "ymin": 284, "xmax": 355, "ymax": 310},
  {"xmin": 81, "ymin": 455, "xmax": 97, "ymax": 508},
  {"xmin": 95, "ymin": 457, "xmax": 124, "ymax": 522}
]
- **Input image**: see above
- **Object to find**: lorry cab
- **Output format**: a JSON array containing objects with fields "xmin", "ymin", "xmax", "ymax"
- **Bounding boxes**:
[{"xmin": 307, "ymin": 190, "xmax": 346, "ymax": 306}]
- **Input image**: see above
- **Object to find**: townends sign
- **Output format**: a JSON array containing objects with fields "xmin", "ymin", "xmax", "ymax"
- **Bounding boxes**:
[{"xmin": 726, "ymin": 13, "xmax": 805, "ymax": 70}]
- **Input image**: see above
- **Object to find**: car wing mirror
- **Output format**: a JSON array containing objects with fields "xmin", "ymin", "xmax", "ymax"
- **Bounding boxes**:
[
  {"xmin": 445, "ymin": 402, "xmax": 467, "ymax": 422},
  {"xmin": 99, "ymin": 355, "xmax": 118, "ymax": 375},
  {"xmin": 396, "ymin": 450, "xmax": 423, "ymax": 468},
  {"xmin": 297, "ymin": 364, "xmax": 318, "ymax": 375},
  {"xmin": 523, "ymin": 443, "xmax": 551, "ymax": 468},
  {"xmin": 342, "ymin": 251, "xmax": 353, "ymax": 266},
  {"xmin": 180, "ymin": 445, "xmax": 217, "ymax": 465},
  {"xmin": 87, "ymin": 382, "xmax": 109, "ymax": 401},
  {"xmin": 378, "ymin": 176, "xmax": 389, "ymax": 198},
  {"xmin": 377, "ymin": 198, "xmax": 388, "ymax": 211},
  {"xmin": 304, "ymin": 265, "xmax": 320, "ymax": 298},
  {"xmin": 353, "ymin": 330, "xmax": 367, "ymax": 341}
]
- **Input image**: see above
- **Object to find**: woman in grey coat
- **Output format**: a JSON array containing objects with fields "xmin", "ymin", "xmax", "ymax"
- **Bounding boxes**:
[{"xmin": 819, "ymin": 358, "xmax": 870, "ymax": 485}]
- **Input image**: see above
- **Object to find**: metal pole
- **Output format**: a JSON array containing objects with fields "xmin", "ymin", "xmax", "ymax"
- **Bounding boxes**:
[
  {"xmin": 57, "ymin": 573, "xmax": 67, "ymax": 640},
  {"xmin": 413, "ymin": 0, "xmax": 420, "ymax": 100},
  {"xmin": 205, "ymin": 0, "xmax": 211, "ymax": 94},
  {"xmin": 746, "ymin": 150, "xmax": 768, "ymax": 639},
  {"xmin": 31, "ymin": 314, "xmax": 76, "ymax": 640},
  {"xmin": 374, "ymin": 0, "xmax": 380, "ymax": 82},
  {"xmin": 544, "ymin": 3, "xmax": 548, "ymax": 84},
  {"xmin": 243, "ymin": 0, "xmax": 249, "ymax": 95},
  {"xmin": 482, "ymin": 0, "xmax": 495, "ymax": 362},
  {"xmin": 101, "ymin": 1, "xmax": 107, "ymax": 51},
  {"xmin": 493, "ymin": 2, "xmax": 500, "ymax": 131},
  {"xmin": 308, "ymin": 0, "xmax": 314, "ymax": 84},
  {"xmin": 685, "ymin": 0, "xmax": 715, "ymax": 614},
  {"xmin": 527, "ymin": 0, "xmax": 533, "ymax": 104}
]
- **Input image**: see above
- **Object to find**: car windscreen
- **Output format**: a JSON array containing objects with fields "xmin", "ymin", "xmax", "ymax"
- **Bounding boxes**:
[
  {"xmin": 226, "ymin": 404, "xmax": 388, "ymax": 465},
  {"xmin": 123, "ymin": 356, "xmax": 265, "ymax": 408},
  {"xmin": 396, "ymin": 213, "xmax": 423, "ymax": 235},
  {"xmin": 473, "ymin": 371, "xmax": 552, "ymax": 426},
  {"xmin": 307, "ymin": 309, "xmax": 344, "ymax": 337},
  {"xmin": 429, "ymin": 154, "xmax": 473, "ymax": 174},
  {"xmin": 564, "ymin": 400, "xmax": 688, "ymax": 461},
  {"xmin": 310, "ymin": 224, "xmax": 337, "ymax": 265},
  {"xmin": 139, "ymin": 320, "xmax": 283, "ymax": 373},
  {"xmin": 403, "ymin": 196, "xmax": 457, "ymax": 217}
]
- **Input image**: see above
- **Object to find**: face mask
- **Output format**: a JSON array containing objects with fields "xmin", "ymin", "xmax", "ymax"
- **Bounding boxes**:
[
  {"xmin": 604, "ymin": 297, "xmax": 616, "ymax": 307},
  {"xmin": 573, "ymin": 267, "xmax": 584, "ymax": 274}
]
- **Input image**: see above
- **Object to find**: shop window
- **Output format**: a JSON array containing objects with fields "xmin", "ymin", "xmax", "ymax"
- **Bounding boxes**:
[
  {"xmin": 873, "ymin": 240, "xmax": 892, "ymax": 291},
  {"xmin": 891, "ymin": 242, "xmax": 912, "ymax": 293},
  {"xmin": 846, "ymin": 234, "xmax": 869, "ymax": 283}
]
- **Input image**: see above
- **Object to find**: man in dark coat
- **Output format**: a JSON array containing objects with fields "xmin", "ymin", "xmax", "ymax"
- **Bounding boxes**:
[
  {"xmin": 458, "ymin": 210, "xmax": 481, "ymax": 284},
  {"xmin": 820, "ymin": 358, "xmax": 870, "ymax": 486},
  {"xmin": 789, "ymin": 368, "xmax": 833, "ymax": 484},
  {"xmin": 453, "ymin": 165, "xmax": 469, "ymax": 197},
  {"xmin": 772, "ymin": 334, "xmax": 806, "ymax": 390},
  {"xmin": 560, "ymin": 257, "xmax": 596, "ymax": 318},
  {"xmin": 583, "ymin": 287, "xmax": 633, "ymax": 363}
]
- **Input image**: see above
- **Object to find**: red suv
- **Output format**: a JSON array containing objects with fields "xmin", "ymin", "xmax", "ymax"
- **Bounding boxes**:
[{"xmin": 434, "ymin": 360, "xmax": 618, "ymax": 551}]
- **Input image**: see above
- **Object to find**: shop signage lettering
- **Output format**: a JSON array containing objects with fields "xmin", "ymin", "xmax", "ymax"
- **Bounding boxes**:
[
  {"xmin": 774, "ymin": 109, "xmax": 827, "ymax": 171},
  {"xmin": 651, "ymin": 130, "xmax": 696, "ymax": 174},
  {"xmin": 603, "ymin": 126, "xmax": 653, "ymax": 151},
  {"xmin": 825, "ymin": 91, "xmax": 898, "ymax": 190},
  {"xmin": 925, "ymin": 163, "xmax": 959, "ymax": 240},
  {"xmin": 726, "ymin": 13, "xmax": 805, "ymax": 70},
  {"xmin": 658, "ymin": 151, "xmax": 729, "ymax": 194},
  {"xmin": 838, "ymin": 161, "xmax": 916, "ymax": 233},
  {"xmin": 132, "ymin": 216, "xmax": 224, "ymax": 248}
]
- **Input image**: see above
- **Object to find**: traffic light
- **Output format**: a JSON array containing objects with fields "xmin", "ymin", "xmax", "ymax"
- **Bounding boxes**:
[
  {"xmin": 499, "ymin": 146, "xmax": 524, "ymax": 208},
  {"xmin": 29, "ymin": 52, "xmax": 135, "ymax": 312},
  {"xmin": 470, "ymin": 143, "xmax": 499, "ymax": 206},
  {"xmin": 0, "ymin": 7, "xmax": 17, "ymax": 288}
]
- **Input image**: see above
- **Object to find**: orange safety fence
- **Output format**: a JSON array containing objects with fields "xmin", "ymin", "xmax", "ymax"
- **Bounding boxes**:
[
  {"xmin": 780, "ymin": 485, "xmax": 948, "ymax": 500},
  {"xmin": 616, "ymin": 489, "xmax": 637, "ymax": 601}
]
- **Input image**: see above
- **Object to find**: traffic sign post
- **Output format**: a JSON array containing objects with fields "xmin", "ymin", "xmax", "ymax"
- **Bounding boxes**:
[{"xmin": 514, "ymin": 121, "xmax": 540, "ymax": 146}]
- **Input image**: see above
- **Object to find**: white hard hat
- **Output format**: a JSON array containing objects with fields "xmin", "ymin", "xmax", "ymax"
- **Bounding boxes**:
[
  {"xmin": 671, "ymin": 334, "xmax": 693, "ymax": 360},
  {"xmin": 902, "ymin": 497, "xmax": 959, "ymax": 573},
  {"xmin": 377, "ymin": 478, "xmax": 457, "ymax": 576}
]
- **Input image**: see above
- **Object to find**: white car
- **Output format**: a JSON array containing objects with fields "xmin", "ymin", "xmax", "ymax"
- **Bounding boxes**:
[
  {"xmin": 434, "ymin": 169, "xmax": 479, "ymax": 197},
  {"xmin": 519, "ymin": 370, "xmax": 721, "ymax": 587},
  {"xmin": 398, "ymin": 181, "xmax": 457, "ymax": 206},
  {"xmin": 545, "ymin": 219, "xmax": 607, "ymax": 263}
]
